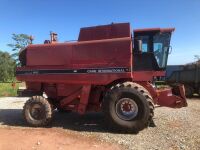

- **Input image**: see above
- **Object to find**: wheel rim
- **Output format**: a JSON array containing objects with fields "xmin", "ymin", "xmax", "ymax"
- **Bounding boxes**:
[
  {"xmin": 115, "ymin": 98, "xmax": 138, "ymax": 121},
  {"xmin": 30, "ymin": 103, "xmax": 45, "ymax": 120}
]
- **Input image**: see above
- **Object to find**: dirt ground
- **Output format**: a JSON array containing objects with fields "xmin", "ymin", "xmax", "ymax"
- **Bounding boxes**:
[
  {"xmin": 0, "ymin": 97, "xmax": 200, "ymax": 150},
  {"xmin": 0, "ymin": 97, "xmax": 122, "ymax": 150},
  {"xmin": 0, "ymin": 128, "xmax": 120, "ymax": 150}
]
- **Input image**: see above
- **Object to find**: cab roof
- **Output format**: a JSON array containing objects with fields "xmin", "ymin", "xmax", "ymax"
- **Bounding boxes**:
[{"xmin": 134, "ymin": 28, "xmax": 175, "ymax": 33}]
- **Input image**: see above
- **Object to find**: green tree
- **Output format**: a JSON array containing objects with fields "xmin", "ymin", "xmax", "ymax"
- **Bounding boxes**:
[
  {"xmin": 7, "ymin": 34, "xmax": 32, "ymax": 65},
  {"xmin": 0, "ymin": 51, "xmax": 16, "ymax": 82}
]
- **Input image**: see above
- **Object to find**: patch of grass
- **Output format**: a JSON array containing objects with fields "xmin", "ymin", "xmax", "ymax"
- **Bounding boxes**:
[{"xmin": 0, "ymin": 83, "xmax": 19, "ymax": 97}]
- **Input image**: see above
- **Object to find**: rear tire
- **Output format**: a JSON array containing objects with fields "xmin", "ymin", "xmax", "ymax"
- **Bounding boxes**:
[
  {"xmin": 23, "ymin": 96, "xmax": 53, "ymax": 127},
  {"xmin": 102, "ymin": 82, "xmax": 154, "ymax": 133}
]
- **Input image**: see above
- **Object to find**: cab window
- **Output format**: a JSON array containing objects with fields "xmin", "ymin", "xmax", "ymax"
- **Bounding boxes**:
[{"xmin": 137, "ymin": 35, "xmax": 149, "ymax": 52}]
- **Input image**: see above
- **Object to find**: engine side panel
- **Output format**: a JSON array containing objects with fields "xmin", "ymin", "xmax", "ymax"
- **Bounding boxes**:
[{"xmin": 26, "ymin": 37, "xmax": 131, "ymax": 68}]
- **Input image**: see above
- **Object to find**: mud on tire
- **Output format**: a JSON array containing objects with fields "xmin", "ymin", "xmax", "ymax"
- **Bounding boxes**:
[
  {"xmin": 102, "ymin": 82, "xmax": 154, "ymax": 133},
  {"xmin": 23, "ymin": 96, "xmax": 53, "ymax": 127}
]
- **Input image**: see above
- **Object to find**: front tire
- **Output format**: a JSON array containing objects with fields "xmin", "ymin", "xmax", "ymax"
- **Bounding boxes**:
[
  {"xmin": 23, "ymin": 96, "xmax": 53, "ymax": 127},
  {"xmin": 102, "ymin": 82, "xmax": 154, "ymax": 133}
]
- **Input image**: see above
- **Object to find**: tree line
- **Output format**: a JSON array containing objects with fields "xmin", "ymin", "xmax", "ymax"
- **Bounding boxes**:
[{"xmin": 0, "ymin": 34, "xmax": 31, "ymax": 82}]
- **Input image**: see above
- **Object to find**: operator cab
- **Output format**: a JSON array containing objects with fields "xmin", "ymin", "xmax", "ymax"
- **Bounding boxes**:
[{"xmin": 133, "ymin": 28, "xmax": 175, "ymax": 71}]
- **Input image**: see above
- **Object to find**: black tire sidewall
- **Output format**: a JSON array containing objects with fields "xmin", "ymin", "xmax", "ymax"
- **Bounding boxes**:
[
  {"xmin": 23, "ymin": 96, "xmax": 52, "ymax": 126},
  {"xmin": 106, "ymin": 87, "xmax": 150, "ymax": 131}
]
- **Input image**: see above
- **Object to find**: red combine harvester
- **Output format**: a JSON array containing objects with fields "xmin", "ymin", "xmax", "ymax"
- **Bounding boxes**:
[{"xmin": 16, "ymin": 23, "xmax": 187, "ymax": 132}]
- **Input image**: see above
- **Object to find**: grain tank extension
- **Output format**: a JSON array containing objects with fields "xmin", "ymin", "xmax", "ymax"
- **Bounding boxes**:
[{"xmin": 16, "ymin": 23, "xmax": 187, "ymax": 132}]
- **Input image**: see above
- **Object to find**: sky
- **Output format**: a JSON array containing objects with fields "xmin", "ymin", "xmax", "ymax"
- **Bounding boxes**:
[{"xmin": 0, "ymin": 0, "xmax": 199, "ymax": 65}]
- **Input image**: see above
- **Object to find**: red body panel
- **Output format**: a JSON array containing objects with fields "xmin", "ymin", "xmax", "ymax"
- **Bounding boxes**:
[
  {"xmin": 78, "ymin": 23, "xmax": 131, "ymax": 41},
  {"xmin": 156, "ymin": 87, "xmax": 187, "ymax": 108},
  {"xmin": 16, "ymin": 73, "xmax": 131, "ymax": 85},
  {"xmin": 17, "ymin": 23, "xmax": 133, "ymax": 85},
  {"xmin": 26, "ymin": 37, "xmax": 132, "ymax": 68},
  {"xmin": 16, "ymin": 23, "xmax": 187, "ymax": 114}
]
